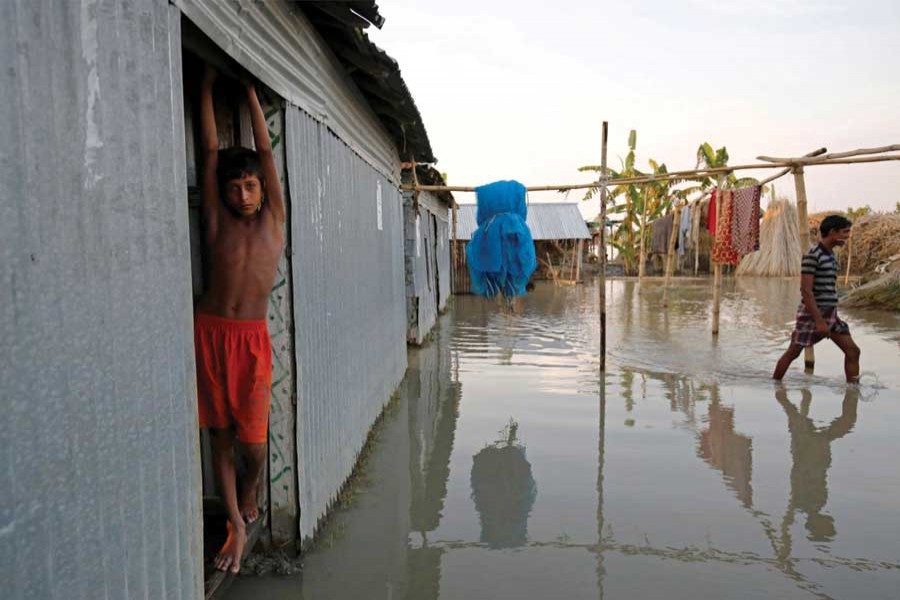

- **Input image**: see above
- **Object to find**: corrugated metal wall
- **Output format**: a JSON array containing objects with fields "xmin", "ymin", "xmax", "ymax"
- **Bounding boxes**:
[
  {"xmin": 0, "ymin": 2, "xmax": 201, "ymax": 599},
  {"xmin": 176, "ymin": 0, "xmax": 400, "ymax": 183},
  {"xmin": 403, "ymin": 191, "xmax": 451, "ymax": 345},
  {"xmin": 285, "ymin": 106, "xmax": 408, "ymax": 539},
  {"xmin": 436, "ymin": 216, "xmax": 451, "ymax": 311}
]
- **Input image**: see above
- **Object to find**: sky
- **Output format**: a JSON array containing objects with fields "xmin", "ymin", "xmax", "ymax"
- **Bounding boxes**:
[{"xmin": 368, "ymin": 0, "xmax": 900, "ymax": 218}]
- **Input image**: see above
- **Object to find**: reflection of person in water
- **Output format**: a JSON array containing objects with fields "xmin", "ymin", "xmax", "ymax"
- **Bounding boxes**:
[
  {"xmin": 775, "ymin": 386, "xmax": 859, "ymax": 541},
  {"xmin": 470, "ymin": 420, "xmax": 537, "ymax": 548},
  {"xmin": 698, "ymin": 403, "xmax": 753, "ymax": 508}
]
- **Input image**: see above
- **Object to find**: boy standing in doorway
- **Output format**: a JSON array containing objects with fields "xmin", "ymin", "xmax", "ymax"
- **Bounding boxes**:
[
  {"xmin": 773, "ymin": 215, "xmax": 860, "ymax": 383},
  {"xmin": 195, "ymin": 64, "xmax": 284, "ymax": 573}
]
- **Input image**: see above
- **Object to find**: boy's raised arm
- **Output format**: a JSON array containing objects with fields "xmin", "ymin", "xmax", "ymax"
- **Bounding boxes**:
[
  {"xmin": 200, "ymin": 65, "xmax": 220, "ymax": 237},
  {"xmin": 245, "ymin": 82, "xmax": 285, "ymax": 224}
]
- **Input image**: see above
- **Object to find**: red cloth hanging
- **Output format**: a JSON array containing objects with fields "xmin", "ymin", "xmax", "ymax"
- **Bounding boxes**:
[
  {"xmin": 712, "ymin": 190, "xmax": 740, "ymax": 265},
  {"xmin": 707, "ymin": 189, "xmax": 717, "ymax": 235}
]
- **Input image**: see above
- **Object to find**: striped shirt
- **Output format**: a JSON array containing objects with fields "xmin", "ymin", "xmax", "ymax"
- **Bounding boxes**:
[{"xmin": 801, "ymin": 243, "xmax": 838, "ymax": 310}]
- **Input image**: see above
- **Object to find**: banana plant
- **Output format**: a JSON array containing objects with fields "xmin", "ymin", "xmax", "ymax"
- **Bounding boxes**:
[
  {"xmin": 695, "ymin": 142, "xmax": 761, "ymax": 189},
  {"xmin": 579, "ymin": 130, "xmax": 675, "ymax": 274}
]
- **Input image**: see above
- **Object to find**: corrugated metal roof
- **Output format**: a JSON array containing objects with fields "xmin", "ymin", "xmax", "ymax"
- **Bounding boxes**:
[
  {"xmin": 300, "ymin": 3, "xmax": 435, "ymax": 164},
  {"xmin": 178, "ymin": 0, "xmax": 405, "ymax": 182},
  {"xmin": 453, "ymin": 203, "xmax": 592, "ymax": 241}
]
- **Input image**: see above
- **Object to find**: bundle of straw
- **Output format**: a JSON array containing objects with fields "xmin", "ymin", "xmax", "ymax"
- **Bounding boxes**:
[
  {"xmin": 842, "ymin": 214, "xmax": 900, "ymax": 275},
  {"xmin": 736, "ymin": 199, "xmax": 800, "ymax": 277}
]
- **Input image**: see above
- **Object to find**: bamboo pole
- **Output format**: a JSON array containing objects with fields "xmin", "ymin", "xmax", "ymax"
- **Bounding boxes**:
[
  {"xmin": 793, "ymin": 166, "xmax": 815, "ymax": 372},
  {"xmin": 712, "ymin": 175, "xmax": 726, "ymax": 335},
  {"xmin": 638, "ymin": 186, "xmax": 650, "ymax": 281},
  {"xmin": 451, "ymin": 199, "xmax": 459, "ymax": 293},
  {"xmin": 758, "ymin": 144, "xmax": 900, "ymax": 163},
  {"xmin": 759, "ymin": 147, "xmax": 828, "ymax": 185},
  {"xmin": 400, "ymin": 154, "xmax": 900, "ymax": 194},
  {"xmin": 575, "ymin": 239, "xmax": 583, "ymax": 282},
  {"xmin": 599, "ymin": 122, "xmax": 608, "ymax": 373},
  {"xmin": 844, "ymin": 229, "xmax": 853, "ymax": 286},
  {"xmin": 662, "ymin": 202, "xmax": 682, "ymax": 308}
]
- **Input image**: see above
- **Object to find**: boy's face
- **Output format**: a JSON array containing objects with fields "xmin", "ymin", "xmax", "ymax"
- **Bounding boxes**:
[
  {"xmin": 223, "ymin": 174, "xmax": 264, "ymax": 217},
  {"xmin": 827, "ymin": 226, "xmax": 852, "ymax": 246}
]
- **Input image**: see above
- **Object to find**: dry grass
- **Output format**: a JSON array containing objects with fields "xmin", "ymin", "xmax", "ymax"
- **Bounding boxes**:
[
  {"xmin": 808, "ymin": 212, "xmax": 900, "ymax": 275},
  {"xmin": 842, "ymin": 214, "xmax": 900, "ymax": 274},
  {"xmin": 736, "ymin": 199, "xmax": 801, "ymax": 277}
]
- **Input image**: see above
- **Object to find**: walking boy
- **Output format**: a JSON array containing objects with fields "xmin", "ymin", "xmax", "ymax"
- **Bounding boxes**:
[
  {"xmin": 195, "ymin": 64, "xmax": 284, "ymax": 573},
  {"xmin": 773, "ymin": 215, "xmax": 860, "ymax": 382}
]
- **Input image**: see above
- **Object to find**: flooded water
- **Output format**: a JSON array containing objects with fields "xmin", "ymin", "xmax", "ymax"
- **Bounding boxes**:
[{"xmin": 227, "ymin": 278, "xmax": 900, "ymax": 600}]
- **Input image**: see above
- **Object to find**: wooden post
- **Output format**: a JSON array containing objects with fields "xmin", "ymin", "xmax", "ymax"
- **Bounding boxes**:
[
  {"xmin": 844, "ymin": 229, "xmax": 853, "ymax": 286},
  {"xmin": 694, "ymin": 197, "xmax": 701, "ymax": 276},
  {"xmin": 575, "ymin": 239, "xmax": 583, "ymax": 282},
  {"xmin": 599, "ymin": 121, "xmax": 608, "ymax": 373},
  {"xmin": 450, "ymin": 200, "xmax": 459, "ymax": 293},
  {"xmin": 712, "ymin": 175, "xmax": 726, "ymax": 335},
  {"xmin": 638, "ymin": 185, "xmax": 650, "ymax": 281},
  {"xmin": 793, "ymin": 166, "xmax": 815, "ymax": 371},
  {"xmin": 662, "ymin": 202, "xmax": 682, "ymax": 308}
]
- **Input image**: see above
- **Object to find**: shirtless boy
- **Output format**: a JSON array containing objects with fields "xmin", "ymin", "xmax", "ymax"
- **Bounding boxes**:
[
  {"xmin": 773, "ymin": 215, "xmax": 860, "ymax": 383},
  {"xmin": 195, "ymin": 64, "xmax": 284, "ymax": 573}
]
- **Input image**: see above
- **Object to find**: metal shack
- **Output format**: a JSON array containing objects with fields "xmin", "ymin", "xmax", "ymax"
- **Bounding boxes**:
[
  {"xmin": 2, "ymin": 1, "xmax": 435, "ymax": 598},
  {"xmin": 403, "ymin": 165, "xmax": 454, "ymax": 345}
]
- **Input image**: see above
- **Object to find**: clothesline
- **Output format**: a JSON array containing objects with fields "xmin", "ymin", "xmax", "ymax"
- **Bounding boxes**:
[{"xmin": 401, "ymin": 153, "xmax": 900, "ymax": 193}]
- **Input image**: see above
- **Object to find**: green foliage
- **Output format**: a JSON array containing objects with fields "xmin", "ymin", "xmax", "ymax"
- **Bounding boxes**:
[
  {"xmin": 846, "ymin": 205, "xmax": 872, "ymax": 220},
  {"xmin": 578, "ymin": 130, "xmax": 674, "ymax": 274},
  {"xmin": 895, "ymin": 201, "xmax": 900, "ymax": 214}
]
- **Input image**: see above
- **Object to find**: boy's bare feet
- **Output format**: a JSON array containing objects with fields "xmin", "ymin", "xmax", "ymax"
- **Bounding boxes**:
[
  {"xmin": 239, "ymin": 480, "xmax": 260, "ymax": 524},
  {"xmin": 214, "ymin": 520, "xmax": 246, "ymax": 574}
]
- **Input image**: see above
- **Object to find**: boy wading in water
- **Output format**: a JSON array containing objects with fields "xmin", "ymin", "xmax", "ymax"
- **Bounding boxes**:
[
  {"xmin": 195, "ymin": 65, "xmax": 284, "ymax": 573},
  {"xmin": 773, "ymin": 215, "xmax": 860, "ymax": 383}
]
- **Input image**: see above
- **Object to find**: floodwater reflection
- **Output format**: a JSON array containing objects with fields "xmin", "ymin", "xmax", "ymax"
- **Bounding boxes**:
[
  {"xmin": 470, "ymin": 420, "xmax": 537, "ymax": 548},
  {"xmin": 226, "ymin": 279, "xmax": 900, "ymax": 600},
  {"xmin": 777, "ymin": 386, "xmax": 859, "ymax": 543}
]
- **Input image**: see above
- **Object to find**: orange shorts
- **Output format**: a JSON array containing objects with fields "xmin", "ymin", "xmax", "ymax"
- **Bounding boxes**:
[{"xmin": 194, "ymin": 313, "xmax": 272, "ymax": 444}]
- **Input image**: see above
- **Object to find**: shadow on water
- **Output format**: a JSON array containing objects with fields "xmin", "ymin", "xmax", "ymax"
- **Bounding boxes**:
[{"xmin": 226, "ymin": 279, "xmax": 900, "ymax": 600}]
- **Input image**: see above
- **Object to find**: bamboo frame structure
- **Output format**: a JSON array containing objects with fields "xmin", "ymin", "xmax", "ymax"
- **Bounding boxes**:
[
  {"xmin": 430, "ymin": 138, "xmax": 897, "ymax": 355},
  {"xmin": 400, "ymin": 153, "xmax": 900, "ymax": 194},
  {"xmin": 758, "ymin": 144, "xmax": 900, "ymax": 163},
  {"xmin": 759, "ymin": 147, "xmax": 827, "ymax": 186}
]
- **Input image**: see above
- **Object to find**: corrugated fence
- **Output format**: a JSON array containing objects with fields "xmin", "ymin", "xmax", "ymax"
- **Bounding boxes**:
[{"xmin": 0, "ymin": 1, "xmax": 201, "ymax": 599}]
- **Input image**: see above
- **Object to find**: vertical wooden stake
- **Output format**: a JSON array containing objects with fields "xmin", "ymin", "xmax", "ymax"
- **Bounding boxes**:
[
  {"xmin": 843, "ymin": 229, "xmax": 853, "ymax": 286},
  {"xmin": 575, "ymin": 239, "xmax": 583, "ymax": 282},
  {"xmin": 638, "ymin": 185, "xmax": 650, "ymax": 281},
  {"xmin": 694, "ymin": 197, "xmax": 701, "ymax": 276},
  {"xmin": 451, "ymin": 199, "xmax": 459, "ymax": 293},
  {"xmin": 599, "ymin": 121, "xmax": 608, "ymax": 373},
  {"xmin": 712, "ymin": 175, "xmax": 726, "ymax": 335},
  {"xmin": 662, "ymin": 202, "xmax": 682, "ymax": 308},
  {"xmin": 793, "ymin": 166, "xmax": 815, "ymax": 370}
]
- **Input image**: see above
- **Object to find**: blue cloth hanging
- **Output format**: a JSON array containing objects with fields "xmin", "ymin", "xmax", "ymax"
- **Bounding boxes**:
[{"xmin": 466, "ymin": 180, "xmax": 537, "ymax": 299}]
